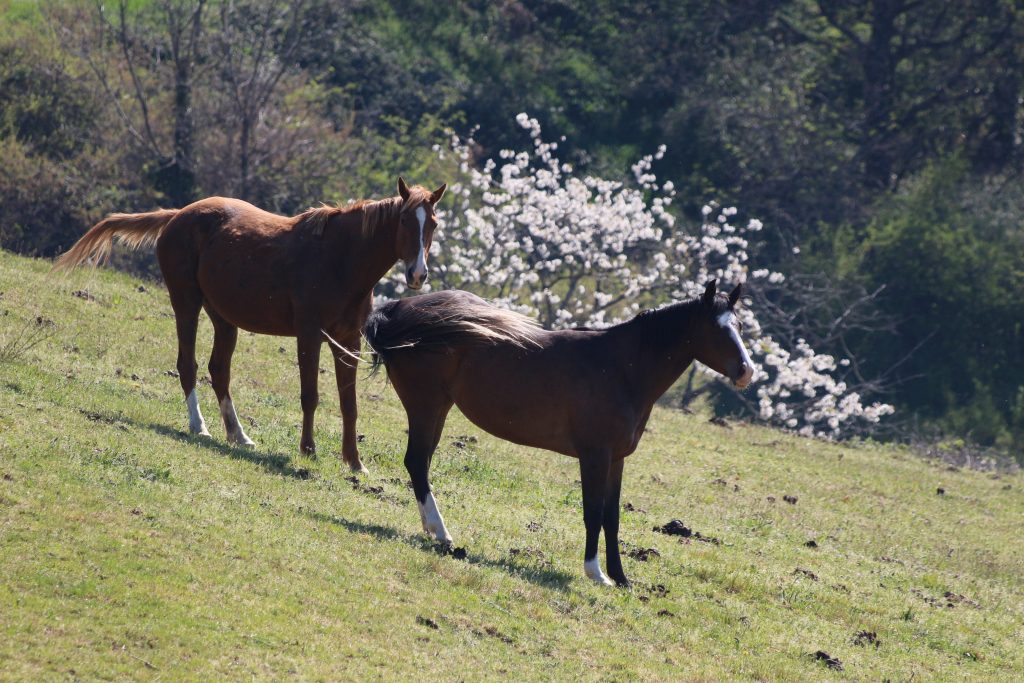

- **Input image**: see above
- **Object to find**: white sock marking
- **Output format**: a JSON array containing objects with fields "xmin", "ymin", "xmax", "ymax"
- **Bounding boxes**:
[
  {"xmin": 584, "ymin": 557, "xmax": 615, "ymax": 586},
  {"xmin": 186, "ymin": 389, "xmax": 210, "ymax": 436},
  {"xmin": 219, "ymin": 396, "xmax": 254, "ymax": 446},
  {"xmin": 417, "ymin": 491, "xmax": 452, "ymax": 543}
]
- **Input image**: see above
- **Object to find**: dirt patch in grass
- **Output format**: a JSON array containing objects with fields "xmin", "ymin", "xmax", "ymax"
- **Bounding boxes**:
[
  {"xmin": 344, "ymin": 475, "xmax": 403, "ymax": 505},
  {"xmin": 911, "ymin": 588, "xmax": 980, "ymax": 608},
  {"xmin": 853, "ymin": 630, "xmax": 880, "ymax": 648},
  {"xmin": 432, "ymin": 542, "xmax": 468, "ymax": 561},
  {"xmin": 509, "ymin": 547, "xmax": 546, "ymax": 561},
  {"xmin": 793, "ymin": 568, "xmax": 819, "ymax": 581},
  {"xmin": 811, "ymin": 651, "xmax": 843, "ymax": 671},
  {"xmin": 653, "ymin": 520, "xmax": 721, "ymax": 545},
  {"xmin": 416, "ymin": 616, "xmax": 439, "ymax": 630}
]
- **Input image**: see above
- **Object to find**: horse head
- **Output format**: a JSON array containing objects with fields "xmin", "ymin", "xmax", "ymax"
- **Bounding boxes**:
[
  {"xmin": 396, "ymin": 176, "xmax": 447, "ymax": 290},
  {"xmin": 693, "ymin": 280, "xmax": 755, "ymax": 389}
]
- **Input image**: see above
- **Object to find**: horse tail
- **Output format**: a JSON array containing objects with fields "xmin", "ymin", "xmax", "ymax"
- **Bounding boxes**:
[
  {"xmin": 362, "ymin": 291, "xmax": 543, "ymax": 375},
  {"xmin": 362, "ymin": 300, "xmax": 403, "ymax": 375},
  {"xmin": 53, "ymin": 209, "xmax": 179, "ymax": 271}
]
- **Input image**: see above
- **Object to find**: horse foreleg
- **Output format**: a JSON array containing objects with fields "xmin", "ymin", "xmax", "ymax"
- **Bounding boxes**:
[
  {"xmin": 579, "ymin": 451, "xmax": 616, "ymax": 586},
  {"xmin": 403, "ymin": 405, "xmax": 453, "ymax": 543},
  {"xmin": 332, "ymin": 333, "xmax": 367, "ymax": 473},
  {"xmin": 296, "ymin": 330, "xmax": 321, "ymax": 454},
  {"xmin": 602, "ymin": 457, "xmax": 629, "ymax": 587},
  {"xmin": 207, "ymin": 310, "xmax": 254, "ymax": 447}
]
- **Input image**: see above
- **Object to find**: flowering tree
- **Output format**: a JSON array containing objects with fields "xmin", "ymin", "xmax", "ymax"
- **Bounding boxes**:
[{"xmin": 382, "ymin": 114, "xmax": 894, "ymax": 438}]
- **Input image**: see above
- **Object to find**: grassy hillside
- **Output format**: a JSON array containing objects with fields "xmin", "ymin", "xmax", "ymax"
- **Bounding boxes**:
[{"xmin": 1, "ymin": 249, "xmax": 1022, "ymax": 681}]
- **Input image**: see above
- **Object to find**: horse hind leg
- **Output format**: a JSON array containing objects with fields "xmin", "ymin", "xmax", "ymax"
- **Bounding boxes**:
[
  {"xmin": 167, "ymin": 281, "xmax": 210, "ymax": 437},
  {"xmin": 207, "ymin": 307, "xmax": 254, "ymax": 447}
]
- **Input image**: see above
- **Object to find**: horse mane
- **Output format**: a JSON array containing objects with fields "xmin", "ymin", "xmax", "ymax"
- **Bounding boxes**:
[
  {"xmin": 363, "ymin": 292, "xmax": 543, "ymax": 374},
  {"xmin": 617, "ymin": 294, "xmax": 733, "ymax": 348},
  {"xmin": 297, "ymin": 192, "xmax": 431, "ymax": 237}
]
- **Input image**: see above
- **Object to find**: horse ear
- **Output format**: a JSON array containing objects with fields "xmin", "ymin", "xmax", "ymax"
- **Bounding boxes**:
[
  {"xmin": 728, "ymin": 283, "xmax": 742, "ymax": 308},
  {"xmin": 702, "ymin": 279, "xmax": 717, "ymax": 305},
  {"xmin": 430, "ymin": 183, "xmax": 447, "ymax": 205},
  {"xmin": 397, "ymin": 176, "xmax": 411, "ymax": 201}
]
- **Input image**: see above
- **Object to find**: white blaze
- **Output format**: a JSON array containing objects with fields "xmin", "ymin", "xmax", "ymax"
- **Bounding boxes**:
[
  {"xmin": 186, "ymin": 389, "xmax": 210, "ymax": 436},
  {"xmin": 718, "ymin": 311, "xmax": 755, "ymax": 385},
  {"xmin": 584, "ymin": 557, "xmax": 615, "ymax": 586},
  {"xmin": 412, "ymin": 206, "xmax": 428, "ymax": 280},
  {"xmin": 417, "ymin": 491, "xmax": 452, "ymax": 543}
]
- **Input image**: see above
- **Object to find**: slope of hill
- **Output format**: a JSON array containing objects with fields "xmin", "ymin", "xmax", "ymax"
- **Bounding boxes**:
[{"xmin": 1, "ymin": 250, "xmax": 1022, "ymax": 681}]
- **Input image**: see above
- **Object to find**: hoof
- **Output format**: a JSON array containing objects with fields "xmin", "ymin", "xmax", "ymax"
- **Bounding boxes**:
[
  {"xmin": 430, "ymin": 529, "xmax": 454, "ymax": 544},
  {"xmin": 342, "ymin": 448, "xmax": 367, "ymax": 474},
  {"xmin": 227, "ymin": 433, "xmax": 256, "ymax": 447},
  {"xmin": 191, "ymin": 428, "xmax": 212, "ymax": 438},
  {"xmin": 300, "ymin": 443, "xmax": 316, "ymax": 455}
]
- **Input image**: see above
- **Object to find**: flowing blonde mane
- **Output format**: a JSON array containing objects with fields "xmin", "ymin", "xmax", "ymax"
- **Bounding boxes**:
[{"xmin": 298, "ymin": 192, "xmax": 431, "ymax": 237}]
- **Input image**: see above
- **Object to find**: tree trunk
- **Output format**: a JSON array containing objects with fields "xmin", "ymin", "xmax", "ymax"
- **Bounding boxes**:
[
  {"xmin": 240, "ymin": 116, "xmax": 251, "ymax": 200},
  {"xmin": 166, "ymin": 57, "xmax": 197, "ymax": 207},
  {"xmin": 861, "ymin": 0, "xmax": 899, "ymax": 190}
]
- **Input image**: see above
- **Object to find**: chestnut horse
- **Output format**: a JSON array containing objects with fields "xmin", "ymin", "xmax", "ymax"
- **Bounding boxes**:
[
  {"xmin": 56, "ymin": 178, "xmax": 446, "ymax": 471},
  {"xmin": 363, "ymin": 281, "xmax": 753, "ymax": 586}
]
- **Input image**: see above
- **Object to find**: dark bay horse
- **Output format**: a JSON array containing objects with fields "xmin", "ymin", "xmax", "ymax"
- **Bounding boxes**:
[
  {"xmin": 56, "ymin": 178, "xmax": 446, "ymax": 472},
  {"xmin": 363, "ymin": 281, "xmax": 753, "ymax": 586}
]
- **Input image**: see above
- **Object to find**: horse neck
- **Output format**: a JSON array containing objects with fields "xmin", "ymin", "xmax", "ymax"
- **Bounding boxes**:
[
  {"xmin": 611, "ymin": 301, "xmax": 701, "ymax": 405},
  {"xmin": 334, "ymin": 208, "xmax": 403, "ymax": 294}
]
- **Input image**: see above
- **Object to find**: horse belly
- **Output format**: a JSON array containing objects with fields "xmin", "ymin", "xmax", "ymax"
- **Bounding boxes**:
[
  {"xmin": 197, "ymin": 240, "xmax": 296, "ymax": 336},
  {"xmin": 452, "ymin": 352, "xmax": 576, "ymax": 456}
]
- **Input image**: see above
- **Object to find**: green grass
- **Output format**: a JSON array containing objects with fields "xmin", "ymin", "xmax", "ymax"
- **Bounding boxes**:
[{"xmin": 1, "ymin": 248, "xmax": 1022, "ymax": 681}]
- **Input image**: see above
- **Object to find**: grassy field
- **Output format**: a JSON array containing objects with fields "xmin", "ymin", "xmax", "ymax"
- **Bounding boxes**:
[{"xmin": 1, "ymin": 249, "xmax": 1022, "ymax": 681}]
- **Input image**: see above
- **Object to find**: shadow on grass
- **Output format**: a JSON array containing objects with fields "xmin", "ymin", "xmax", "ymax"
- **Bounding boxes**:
[
  {"xmin": 148, "ymin": 423, "xmax": 314, "ymax": 479},
  {"xmin": 88, "ymin": 408, "xmax": 312, "ymax": 480},
  {"xmin": 305, "ymin": 510, "xmax": 575, "ymax": 592}
]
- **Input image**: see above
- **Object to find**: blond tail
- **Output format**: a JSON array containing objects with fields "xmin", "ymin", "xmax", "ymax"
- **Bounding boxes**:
[{"xmin": 53, "ymin": 209, "xmax": 179, "ymax": 271}]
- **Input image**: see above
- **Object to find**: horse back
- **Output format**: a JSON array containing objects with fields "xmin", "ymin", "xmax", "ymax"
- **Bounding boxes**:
[{"xmin": 157, "ymin": 198, "xmax": 326, "ymax": 335}]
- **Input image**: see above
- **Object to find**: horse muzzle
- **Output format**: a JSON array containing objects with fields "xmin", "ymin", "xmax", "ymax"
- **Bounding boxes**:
[
  {"xmin": 405, "ymin": 265, "xmax": 427, "ymax": 290},
  {"xmin": 733, "ymin": 363, "xmax": 754, "ymax": 389}
]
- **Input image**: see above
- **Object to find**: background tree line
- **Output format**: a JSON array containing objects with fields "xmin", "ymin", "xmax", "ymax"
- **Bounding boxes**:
[{"xmin": 1, "ymin": 0, "xmax": 1021, "ymax": 455}]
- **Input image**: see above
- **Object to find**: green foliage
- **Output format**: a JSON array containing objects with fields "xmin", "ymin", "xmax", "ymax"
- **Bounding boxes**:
[
  {"xmin": 337, "ymin": 113, "xmax": 460, "ymax": 202},
  {"xmin": 854, "ymin": 160, "xmax": 1024, "ymax": 448},
  {"xmin": 0, "ymin": 30, "xmax": 138, "ymax": 257}
]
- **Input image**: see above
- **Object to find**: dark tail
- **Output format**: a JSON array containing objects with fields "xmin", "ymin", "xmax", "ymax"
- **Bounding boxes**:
[
  {"xmin": 53, "ymin": 209, "xmax": 179, "ymax": 271},
  {"xmin": 363, "ymin": 300, "xmax": 404, "ymax": 375},
  {"xmin": 362, "ymin": 291, "xmax": 542, "ymax": 375}
]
